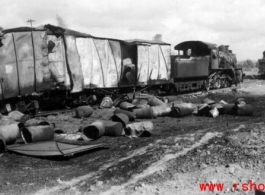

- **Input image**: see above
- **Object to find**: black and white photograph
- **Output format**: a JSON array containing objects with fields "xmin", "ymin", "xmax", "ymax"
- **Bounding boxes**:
[{"xmin": 0, "ymin": 0, "xmax": 265, "ymax": 194}]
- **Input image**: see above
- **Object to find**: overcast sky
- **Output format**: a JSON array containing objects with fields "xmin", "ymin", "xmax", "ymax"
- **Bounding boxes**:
[{"xmin": 1, "ymin": 0, "xmax": 265, "ymax": 61}]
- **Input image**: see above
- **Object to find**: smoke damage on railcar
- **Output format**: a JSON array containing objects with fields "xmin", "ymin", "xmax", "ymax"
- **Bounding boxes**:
[{"xmin": 0, "ymin": 25, "xmax": 243, "ymax": 115}]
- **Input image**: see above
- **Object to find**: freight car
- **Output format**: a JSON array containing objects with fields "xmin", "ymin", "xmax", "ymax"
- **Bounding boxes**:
[{"xmin": 0, "ymin": 25, "xmax": 243, "ymax": 114}]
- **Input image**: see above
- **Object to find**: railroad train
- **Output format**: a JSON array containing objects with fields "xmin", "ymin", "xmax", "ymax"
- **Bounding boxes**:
[
  {"xmin": 258, "ymin": 51, "xmax": 265, "ymax": 75},
  {"xmin": 0, "ymin": 24, "xmax": 243, "ymax": 114}
]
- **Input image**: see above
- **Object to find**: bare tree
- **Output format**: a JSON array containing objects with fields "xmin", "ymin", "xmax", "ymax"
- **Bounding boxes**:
[
  {"xmin": 153, "ymin": 34, "xmax": 162, "ymax": 42},
  {"xmin": 56, "ymin": 15, "xmax": 67, "ymax": 28}
]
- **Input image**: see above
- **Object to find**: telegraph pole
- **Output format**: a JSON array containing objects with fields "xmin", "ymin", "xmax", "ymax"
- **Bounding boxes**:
[{"xmin": 27, "ymin": 19, "xmax": 35, "ymax": 27}]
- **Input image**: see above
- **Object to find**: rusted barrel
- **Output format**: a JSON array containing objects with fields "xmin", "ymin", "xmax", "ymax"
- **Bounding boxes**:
[
  {"xmin": 119, "ymin": 101, "xmax": 136, "ymax": 110},
  {"xmin": 237, "ymin": 105, "xmax": 254, "ymax": 116},
  {"xmin": 132, "ymin": 98, "xmax": 149, "ymax": 108},
  {"xmin": 197, "ymin": 104, "xmax": 210, "ymax": 116},
  {"xmin": 76, "ymin": 106, "xmax": 94, "ymax": 118},
  {"xmin": 0, "ymin": 134, "xmax": 6, "ymax": 154},
  {"xmin": 133, "ymin": 107, "xmax": 153, "ymax": 119},
  {"xmin": 20, "ymin": 114, "xmax": 31, "ymax": 123},
  {"xmin": 151, "ymin": 105, "xmax": 171, "ymax": 117},
  {"xmin": 112, "ymin": 113, "xmax": 129, "ymax": 127},
  {"xmin": 0, "ymin": 116, "xmax": 17, "ymax": 126},
  {"xmin": 125, "ymin": 121, "xmax": 153, "ymax": 137},
  {"xmin": 148, "ymin": 96, "xmax": 166, "ymax": 106},
  {"xmin": 114, "ymin": 109, "xmax": 136, "ymax": 121},
  {"xmin": 99, "ymin": 97, "xmax": 113, "ymax": 108},
  {"xmin": 0, "ymin": 123, "xmax": 20, "ymax": 144},
  {"xmin": 104, "ymin": 121, "xmax": 124, "ymax": 136},
  {"xmin": 222, "ymin": 104, "xmax": 236, "ymax": 115},
  {"xmin": 25, "ymin": 119, "xmax": 50, "ymax": 127},
  {"xmin": 171, "ymin": 103, "xmax": 195, "ymax": 117},
  {"xmin": 82, "ymin": 121, "xmax": 105, "ymax": 140},
  {"xmin": 20, "ymin": 126, "xmax": 54, "ymax": 143},
  {"xmin": 163, "ymin": 96, "xmax": 183, "ymax": 103},
  {"xmin": 8, "ymin": 111, "xmax": 24, "ymax": 122}
]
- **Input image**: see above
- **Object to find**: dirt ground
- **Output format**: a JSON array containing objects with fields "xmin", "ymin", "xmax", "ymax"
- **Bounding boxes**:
[{"xmin": 1, "ymin": 77, "xmax": 265, "ymax": 195}]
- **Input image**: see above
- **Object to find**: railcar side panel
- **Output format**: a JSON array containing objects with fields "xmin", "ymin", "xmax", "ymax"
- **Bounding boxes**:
[
  {"xmin": 108, "ymin": 40, "xmax": 122, "ymax": 84},
  {"xmin": 160, "ymin": 45, "xmax": 171, "ymax": 79},
  {"xmin": 158, "ymin": 45, "xmax": 168, "ymax": 80},
  {"xmin": 0, "ymin": 33, "xmax": 19, "ymax": 99},
  {"xmin": 32, "ymin": 31, "xmax": 51, "ymax": 91},
  {"xmin": 90, "ymin": 39, "xmax": 104, "ymax": 88},
  {"xmin": 137, "ymin": 45, "xmax": 149, "ymax": 85},
  {"xmin": 76, "ymin": 38, "xmax": 93, "ymax": 88},
  {"xmin": 148, "ymin": 45, "xmax": 159, "ymax": 81},
  {"xmin": 47, "ymin": 35, "xmax": 69, "ymax": 87},
  {"xmin": 106, "ymin": 40, "xmax": 119, "ymax": 87},
  {"xmin": 65, "ymin": 35, "xmax": 84, "ymax": 93},
  {"xmin": 13, "ymin": 32, "xmax": 35, "ymax": 95}
]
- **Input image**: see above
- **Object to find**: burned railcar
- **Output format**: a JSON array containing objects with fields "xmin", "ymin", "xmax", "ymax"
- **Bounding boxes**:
[
  {"xmin": 0, "ymin": 25, "xmax": 172, "ymax": 112},
  {"xmin": 0, "ymin": 27, "xmax": 51, "ymax": 113},
  {"xmin": 172, "ymin": 41, "xmax": 243, "ymax": 92}
]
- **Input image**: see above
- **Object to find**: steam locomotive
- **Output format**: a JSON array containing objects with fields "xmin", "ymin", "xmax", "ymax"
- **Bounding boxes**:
[{"xmin": 0, "ymin": 25, "xmax": 243, "ymax": 114}]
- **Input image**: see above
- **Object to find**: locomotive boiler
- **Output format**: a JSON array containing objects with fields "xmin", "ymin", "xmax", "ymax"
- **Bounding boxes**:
[{"xmin": 171, "ymin": 41, "xmax": 242, "ymax": 93}]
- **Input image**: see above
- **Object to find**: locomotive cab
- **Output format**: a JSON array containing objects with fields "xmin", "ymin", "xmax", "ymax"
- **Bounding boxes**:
[{"xmin": 171, "ymin": 41, "xmax": 216, "ymax": 91}]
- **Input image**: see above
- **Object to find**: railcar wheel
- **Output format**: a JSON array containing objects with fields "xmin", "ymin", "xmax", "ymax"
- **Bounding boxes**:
[{"xmin": 214, "ymin": 77, "xmax": 221, "ymax": 89}]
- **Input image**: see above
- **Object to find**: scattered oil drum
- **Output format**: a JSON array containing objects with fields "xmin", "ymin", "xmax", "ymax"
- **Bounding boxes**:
[
  {"xmin": 99, "ymin": 96, "xmax": 113, "ymax": 109},
  {"xmin": 237, "ymin": 105, "xmax": 254, "ymax": 116},
  {"xmin": 25, "ymin": 119, "xmax": 48, "ymax": 127},
  {"xmin": 76, "ymin": 106, "xmax": 94, "ymax": 118},
  {"xmin": 114, "ymin": 109, "xmax": 136, "ymax": 121},
  {"xmin": 163, "ymin": 96, "xmax": 184, "ymax": 103},
  {"xmin": 132, "ymin": 107, "xmax": 153, "ymax": 119},
  {"xmin": 112, "ymin": 113, "xmax": 129, "ymax": 127},
  {"xmin": 148, "ymin": 95, "xmax": 166, "ymax": 106},
  {"xmin": 0, "ymin": 123, "xmax": 20, "ymax": 144},
  {"xmin": 197, "ymin": 104, "xmax": 210, "ymax": 116},
  {"xmin": 125, "ymin": 121, "xmax": 153, "ymax": 137},
  {"xmin": 119, "ymin": 101, "xmax": 136, "ymax": 110},
  {"xmin": 8, "ymin": 111, "xmax": 24, "ymax": 122},
  {"xmin": 0, "ymin": 134, "xmax": 6, "ymax": 154},
  {"xmin": 132, "ymin": 98, "xmax": 149, "ymax": 108},
  {"xmin": 104, "ymin": 121, "xmax": 124, "ymax": 136},
  {"xmin": 151, "ymin": 105, "xmax": 171, "ymax": 118},
  {"xmin": 171, "ymin": 103, "xmax": 195, "ymax": 117},
  {"xmin": 222, "ymin": 104, "xmax": 236, "ymax": 115},
  {"xmin": 20, "ymin": 125, "xmax": 54, "ymax": 143},
  {"xmin": 82, "ymin": 121, "xmax": 105, "ymax": 140}
]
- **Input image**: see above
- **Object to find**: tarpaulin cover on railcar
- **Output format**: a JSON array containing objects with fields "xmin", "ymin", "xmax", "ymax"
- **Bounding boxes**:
[
  {"xmin": 122, "ymin": 39, "xmax": 171, "ymax": 85},
  {"xmin": 45, "ymin": 24, "xmax": 123, "ymax": 92},
  {"xmin": 0, "ymin": 27, "xmax": 51, "ymax": 100}
]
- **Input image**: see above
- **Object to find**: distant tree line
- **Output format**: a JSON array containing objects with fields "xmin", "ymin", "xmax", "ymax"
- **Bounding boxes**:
[{"xmin": 237, "ymin": 60, "xmax": 259, "ymax": 71}]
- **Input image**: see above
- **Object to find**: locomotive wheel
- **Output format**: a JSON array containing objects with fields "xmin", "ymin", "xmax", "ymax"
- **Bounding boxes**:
[{"xmin": 214, "ymin": 77, "xmax": 221, "ymax": 89}]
